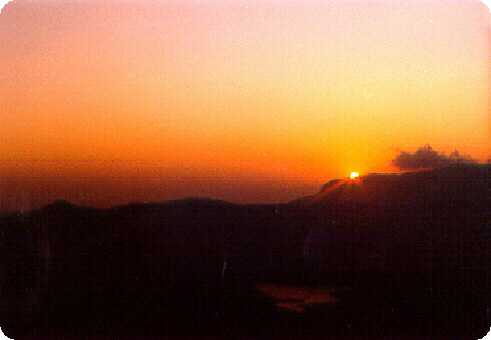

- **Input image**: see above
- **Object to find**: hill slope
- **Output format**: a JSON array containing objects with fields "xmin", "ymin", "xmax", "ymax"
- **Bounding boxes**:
[{"xmin": 0, "ymin": 164, "xmax": 489, "ymax": 338}]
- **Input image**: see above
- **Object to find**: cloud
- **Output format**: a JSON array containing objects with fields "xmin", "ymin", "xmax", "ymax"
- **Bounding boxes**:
[
  {"xmin": 392, "ymin": 145, "xmax": 477, "ymax": 170},
  {"xmin": 0, "ymin": 0, "xmax": 13, "ymax": 14}
]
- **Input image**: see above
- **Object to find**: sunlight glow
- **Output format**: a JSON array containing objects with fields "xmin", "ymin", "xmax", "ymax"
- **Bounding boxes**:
[{"xmin": 350, "ymin": 172, "xmax": 360, "ymax": 180}]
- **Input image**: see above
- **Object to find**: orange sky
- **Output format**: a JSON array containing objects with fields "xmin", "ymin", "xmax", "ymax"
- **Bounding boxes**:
[{"xmin": 0, "ymin": 0, "xmax": 490, "ymax": 210}]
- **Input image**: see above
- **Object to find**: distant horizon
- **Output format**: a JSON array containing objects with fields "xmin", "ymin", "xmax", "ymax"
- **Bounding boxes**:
[{"xmin": 1, "ymin": 161, "xmax": 488, "ymax": 214}]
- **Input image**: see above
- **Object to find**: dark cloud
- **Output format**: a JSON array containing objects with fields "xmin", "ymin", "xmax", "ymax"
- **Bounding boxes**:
[{"xmin": 392, "ymin": 145, "xmax": 476, "ymax": 170}]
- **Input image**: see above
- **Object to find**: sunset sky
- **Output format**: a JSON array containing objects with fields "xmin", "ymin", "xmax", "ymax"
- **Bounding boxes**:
[{"xmin": 0, "ymin": 0, "xmax": 490, "ymax": 210}]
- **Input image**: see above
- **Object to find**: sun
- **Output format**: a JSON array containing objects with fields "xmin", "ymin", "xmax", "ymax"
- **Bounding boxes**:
[{"xmin": 349, "ymin": 171, "xmax": 360, "ymax": 180}]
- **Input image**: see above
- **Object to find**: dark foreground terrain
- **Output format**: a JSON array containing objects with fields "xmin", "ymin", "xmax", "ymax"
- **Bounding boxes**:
[{"xmin": 0, "ymin": 165, "xmax": 490, "ymax": 339}]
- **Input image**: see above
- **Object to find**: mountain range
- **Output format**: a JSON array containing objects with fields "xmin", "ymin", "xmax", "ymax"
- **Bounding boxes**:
[{"xmin": 0, "ymin": 164, "xmax": 489, "ymax": 338}]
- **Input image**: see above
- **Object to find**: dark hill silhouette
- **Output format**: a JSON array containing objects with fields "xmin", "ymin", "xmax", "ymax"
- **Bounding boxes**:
[
  {"xmin": 296, "ymin": 164, "xmax": 489, "ymax": 211},
  {"xmin": 0, "ymin": 164, "xmax": 489, "ymax": 338}
]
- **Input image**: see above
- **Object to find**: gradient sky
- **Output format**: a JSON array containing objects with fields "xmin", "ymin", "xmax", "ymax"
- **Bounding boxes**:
[{"xmin": 0, "ymin": 0, "xmax": 490, "ymax": 210}]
